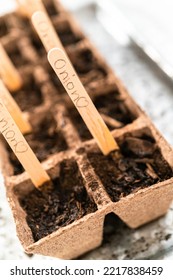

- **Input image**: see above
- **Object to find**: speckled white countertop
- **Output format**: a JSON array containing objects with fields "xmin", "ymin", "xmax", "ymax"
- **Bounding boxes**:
[{"xmin": 0, "ymin": 0, "xmax": 173, "ymax": 260}]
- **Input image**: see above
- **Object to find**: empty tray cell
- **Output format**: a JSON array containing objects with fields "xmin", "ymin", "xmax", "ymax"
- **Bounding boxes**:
[
  {"xmin": 18, "ymin": 158, "xmax": 97, "ymax": 241},
  {"xmin": 8, "ymin": 110, "xmax": 68, "ymax": 175},
  {"xmin": 87, "ymin": 129, "xmax": 173, "ymax": 202},
  {"xmin": 68, "ymin": 46, "xmax": 108, "ymax": 85},
  {"xmin": 13, "ymin": 70, "xmax": 44, "ymax": 111},
  {"xmin": 53, "ymin": 18, "xmax": 83, "ymax": 47}
]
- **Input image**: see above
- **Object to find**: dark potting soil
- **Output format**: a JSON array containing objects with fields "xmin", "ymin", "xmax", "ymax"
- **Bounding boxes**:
[
  {"xmin": 46, "ymin": 63, "xmax": 66, "ymax": 94},
  {"xmin": 30, "ymin": 34, "xmax": 45, "ymax": 56},
  {"xmin": 8, "ymin": 45, "xmax": 29, "ymax": 68},
  {"xmin": 68, "ymin": 107, "xmax": 92, "ymax": 141},
  {"xmin": 70, "ymin": 49, "xmax": 107, "ymax": 80},
  {"xmin": 13, "ymin": 76, "xmax": 43, "ymax": 111},
  {"xmin": 68, "ymin": 90, "xmax": 135, "ymax": 141},
  {"xmin": 43, "ymin": 0, "xmax": 60, "ymax": 17},
  {"xmin": 20, "ymin": 160, "xmax": 97, "ymax": 241},
  {"xmin": 88, "ymin": 134, "xmax": 173, "ymax": 202},
  {"xmin": 94, "ymin": 91, "xmax": 136, "ymax": 125},
  {"xmin": 54, "ymin": 22, "xmax": 83, "ymax": 47},
  {"xmin": 8, "ymin": 113, "xmax": 68, "ymax": 175},
  {"xmin": 0, "ymin": 19, "xmax": 8, "ymax": 37}
]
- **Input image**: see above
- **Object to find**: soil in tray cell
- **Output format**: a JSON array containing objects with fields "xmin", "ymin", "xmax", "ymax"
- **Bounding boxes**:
[
  {"xmin": 8, "ymin": 113, "xmax": 68, "ymax": 175},
  {"xmin": 19, "ymin": 159, "xmax": 97, "ymax": 241},
  {"xmin": 88, "ymin": 134, "xmax": 173, "ymax": 202}
]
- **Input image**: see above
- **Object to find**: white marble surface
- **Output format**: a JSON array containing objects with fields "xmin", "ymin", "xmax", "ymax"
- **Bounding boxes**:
[
  {"xmin": 0, "ymin": 0, "xmax": 16, "ymax": 15},
  {"xmin": 0, "ymin": 0, "xmax": 173, "ymax": 260}
]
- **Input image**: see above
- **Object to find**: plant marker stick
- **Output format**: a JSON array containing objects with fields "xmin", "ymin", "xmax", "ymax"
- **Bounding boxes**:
[
  {"xmin": 0, "ymin": 99, "xmax": 50, "ymax": 188},
  {"xmin": 31, "ymin": 11, "xmax": 119, "ymax": 155},
  {"xmin": 48, "ymin": 48, "xmax": 119, "ymax": 155},
  {"xmin": 32, "ymin": 11, "xmax": 64, "ymax": 52},
  {"xmin": 0, "ymin": 80, "xmax": 31, "ymax": 134},
  {"xmin": 15, "ymin": 0, "xmax": 46, "ymax": 18},
  {"xmin": 0, "ymin": 43, "xmax": 22, "ymax": 92}
]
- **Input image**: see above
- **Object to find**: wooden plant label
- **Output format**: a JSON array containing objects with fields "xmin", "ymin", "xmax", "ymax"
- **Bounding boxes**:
[
  {"xmin": 15, "ymin": 0, "xmax": 29, "ymax": 17},
  {"xmin": 48, "ymin": 48, "xmax": 119, "ymax": 155},
  {"xmin": 0, "ymin": 99, "xmax": 50, "ymax": 188},
  {"xmin": 0, "ymin": 80, "xmax": 31, "ymax": 134},
  {"xmin": 32, "ymin": 11, "xmax": 64, "ymax": 52},
  {"xmin": 0, "ymin": 43, "xmax": 22, "ymax": 92},
  {"xmin": 16, "ymin": 0, "xmax": 46, "ymax": 17}
]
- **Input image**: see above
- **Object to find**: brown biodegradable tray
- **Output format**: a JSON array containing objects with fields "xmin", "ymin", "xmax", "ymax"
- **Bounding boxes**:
[{"xmin": 0, "ymin": 0, "xmax": 173, "ymax": 259}]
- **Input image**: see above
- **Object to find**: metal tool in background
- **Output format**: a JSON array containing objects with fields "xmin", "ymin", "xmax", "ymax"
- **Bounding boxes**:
[{"xmin": 96, "ymin": 0, "xmax": 173, "ymax": 82}]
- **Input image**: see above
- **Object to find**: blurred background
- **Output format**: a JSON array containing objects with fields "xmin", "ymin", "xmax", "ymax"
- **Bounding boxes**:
[
  {"xmin": 1, "ymin": 0, "xmax": 173, "ymax": 73},
  {"xmin": 0, "ymin": 0, "xmax": 173, "ymax": 260},
  {"xmin": 1, "ymin": 0, "xmax": 173, "ymax": 130}
]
